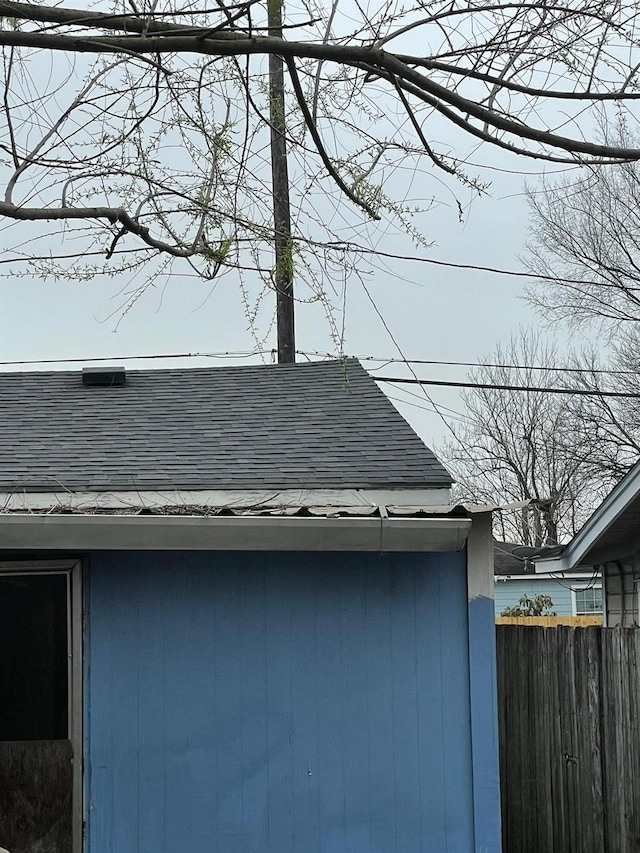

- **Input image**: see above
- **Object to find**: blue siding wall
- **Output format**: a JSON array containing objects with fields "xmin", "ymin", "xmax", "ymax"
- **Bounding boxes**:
[
  {"xmin": 86, "ymin": 551, "xmax": 475, "ymax": 853},
  {"xmin": 494, "ymin": 577, "xmax": 574, "ymax": 616}
]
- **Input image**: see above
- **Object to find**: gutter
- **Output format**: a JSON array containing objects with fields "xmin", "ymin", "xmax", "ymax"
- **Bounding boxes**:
[{"xmin": 0, "ymin": 513, "xmax": 472, "ymax": 552}]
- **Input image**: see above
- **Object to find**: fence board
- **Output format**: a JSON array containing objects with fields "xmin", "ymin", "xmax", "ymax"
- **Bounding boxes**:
[
  {"xmin": 496, "ymin": 616, "xmax": 602, "ymax": 627},
  {"xmin": 497, "ymin": 626, "xmax": 640, "ymax": 853}
]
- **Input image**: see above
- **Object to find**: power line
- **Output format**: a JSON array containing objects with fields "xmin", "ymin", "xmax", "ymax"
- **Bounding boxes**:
[
  {"xmin": 297, "ymin": 350, "xmax": 640, "ymax": 377},
  {"xmin": 1, "ymin": 350, "xmax": 638, "ymax": 396},
  {"xmin": 383, "ymin": 382, "xmax": 472, "ymax": 420},
  {"xmin": 385, "ymin": 392, "xmax": 470, "ymax": 423},
  {"xmin": 4, "ymin": 244, "xmax": 637, "ymax": 293},
  {"xmin": 375, "ymin": 376, "xmax": 640, "ymax": 398},
  {"xmin": 319, "ymin": 243, "xmax": 640, "ymax": 292},
  {"xmin": 0, "ymin": 349, "xmax": 272, "ymax": 367}
]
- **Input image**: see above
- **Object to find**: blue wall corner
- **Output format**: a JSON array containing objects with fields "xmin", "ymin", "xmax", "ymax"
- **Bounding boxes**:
[{"xmin": 468, "ymin": 595, "xmax": 502, "ymax": 853}]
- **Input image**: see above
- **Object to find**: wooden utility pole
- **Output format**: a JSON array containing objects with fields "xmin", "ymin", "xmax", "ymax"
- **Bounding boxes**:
[{"xmin": 267, "ymin": 0, "xmax": 295, "ymax": 363}]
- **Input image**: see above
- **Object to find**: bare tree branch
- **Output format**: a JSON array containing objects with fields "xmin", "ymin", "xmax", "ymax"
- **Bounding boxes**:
[
  {"xmin": 0, "ymin": 201, "xmax": 195, "ymax": 256},
  {"xmin": 1, "ymin": 0, "xmax": 640, "ymax": 324}
]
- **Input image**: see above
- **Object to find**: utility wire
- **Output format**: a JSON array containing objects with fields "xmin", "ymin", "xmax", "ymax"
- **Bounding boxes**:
[
  {"xmin": 1, "ymin": 351, "xmax": 638, "ymax": 398},
  {"xmin": 304, "ymin": 352, "xmax": 640, "ymax": 378},
  {"xmin": 384, "ymin": 382, "xmax": 471, "ymax": 420},
  {"xmin": 4, "ymin": 348, "xmax": 637, "ymax": 379},
  {"xmin": 385, "ymin": 392, "xmax": 469, "ymax": 423},
  {"xmin": 295, "ymin": 350, "xmax": 640, "ymax": 378},
  {"xmin": 3, "ymin": 245, "xmax": 636, "ymax": 292},
  {"xmin": 374, "ymin": 376, "xmax": 640, "ymax": 398},
  {"xmin": 0, "ymin": 349, "xmax": 272, "ymax": 366}
]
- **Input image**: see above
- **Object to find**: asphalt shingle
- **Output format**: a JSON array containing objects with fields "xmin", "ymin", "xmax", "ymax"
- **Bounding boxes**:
[{"xmin": 0, "ymin": 359, "xmax": 452, "ymax": 491}]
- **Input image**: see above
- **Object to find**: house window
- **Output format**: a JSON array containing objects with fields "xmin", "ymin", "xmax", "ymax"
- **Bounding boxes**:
[
  {"xmin": 0, "ymin": 572, "xmax": 69, "ymax": 740},
  {"xmin": 0, "ymin": 561, "xmax": 81, "ymax": 853},
  {"xmin": 573, "ymin": 585, "xmax": 603, "ymax": 615}
]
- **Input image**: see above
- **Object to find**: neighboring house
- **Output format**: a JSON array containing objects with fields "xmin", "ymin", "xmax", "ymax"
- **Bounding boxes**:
[
  {"xmin": 0, "ymin": 360, "xmax": 501, "ymax": 853},
  {"xmin": 494, "ymin": 540, "xmax": 603, "ymax": 620},
  {"xmin": 535, "ymin": 458, "xmax": 640, "ymax": 626}
]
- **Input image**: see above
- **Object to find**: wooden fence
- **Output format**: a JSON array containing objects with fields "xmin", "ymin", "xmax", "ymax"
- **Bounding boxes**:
[
  {"xmin": 496, "ymin": 615, "xmax": 603, "ymax": 628},
  {"xmin": 497, "ymin": 626, "xmax": 640, "ymax": 853}
]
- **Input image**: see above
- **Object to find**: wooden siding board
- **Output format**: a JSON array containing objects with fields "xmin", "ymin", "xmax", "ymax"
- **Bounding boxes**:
[
  {"xmin": 162, "ymin": 554, "xmax": 191, "ymax": 851},
  {"xmin": 414, "ymin": 555, "xmax": 447, "ymax": 852},
  {"xmin": 288, "ymin": 558, "xmax": 321, "ymax": 853},
  {"xmin": 214, "ymin": 558, "xmax": 246, "ymax": 852},
  {"xmin": 494, "ymin": 578, "xmax": 575, "ymax": 616},
  {"xmin": 135, "ymin": 553, "xmax": 167, "ymax": 853},
  {"xmin": 86, "ymin": 551, "xmax": 479, "ymax": 853},
  {"xmin": 363, "ymin": 555, "xmax": 397, "ymax": 853},
  {"xmin": 84, "ymin": 561, "xmax": 113, "ymax": 853},
  {"xmin": 338, "ymin": 561, "xmax": 373, "ymax": 853},
  {"xmin": 390, "ymin": 563, "xmax": 422, "ymax": 853},
  {"xmin": 265, "ymin": 559, "xmax": 296, "ymax": 853},
  {"xmin": 314, "ymin": 558, "xmax": 347, "ymax": 852}
]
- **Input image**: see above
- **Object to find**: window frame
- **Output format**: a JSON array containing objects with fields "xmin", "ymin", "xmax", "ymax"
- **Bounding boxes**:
[
  {"xmin": 571, "ymin": 582, "xmax": 603, "ymax": 616},
  {"xmin": 0, "ymin": 559, "xmax": 82, "ymax": 853}
]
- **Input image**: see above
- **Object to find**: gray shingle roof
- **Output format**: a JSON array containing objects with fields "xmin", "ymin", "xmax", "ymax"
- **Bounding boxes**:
[
  {"xmin": 494, "ymin": 541, "xmax": 533, "ymax": 575},
  {"xmin": 0, "ymin": 359, "xmax": 452, "ymax": 492}
]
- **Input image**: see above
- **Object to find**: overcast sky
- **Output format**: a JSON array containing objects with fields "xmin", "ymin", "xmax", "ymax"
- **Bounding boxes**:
[
  {"xmin": 0, "ymin": 0, "xmax": 627, "ymax": 472},
  {"xmin": 0, "ymin": 157, "xmax": 569, "ymax": 454},
  {"xmin": 0, "ymin": 33, "xmax": 585, "ymax": 459}
]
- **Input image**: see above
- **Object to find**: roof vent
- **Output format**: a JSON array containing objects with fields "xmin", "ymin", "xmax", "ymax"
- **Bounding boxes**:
[{"xmin": 82, "ymin": 366, "xmax": 126, "ymax": 387}]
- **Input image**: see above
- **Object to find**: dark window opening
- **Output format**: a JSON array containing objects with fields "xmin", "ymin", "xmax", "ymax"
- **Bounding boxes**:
[{"xmin": 0, "ymin": 573, "xmax": 68, "ymax": 740}]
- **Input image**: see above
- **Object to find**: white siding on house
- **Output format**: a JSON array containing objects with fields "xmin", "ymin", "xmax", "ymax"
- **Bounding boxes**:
[{"xmin": 494, "ymin": 577, "xmax": 576, "ymax": 616}]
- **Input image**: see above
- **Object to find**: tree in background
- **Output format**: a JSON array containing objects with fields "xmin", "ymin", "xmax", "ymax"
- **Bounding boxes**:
[
  {"xmin": 526, "ymin": 121, "xmax": 640, "ymax": 482},
  {"xmin": 526, "ymin": 122, "xmax": 640, "ymax": 330},
  {"xmin": 440, "ymin": 330, "xmax": 608, "ymax": 547}
]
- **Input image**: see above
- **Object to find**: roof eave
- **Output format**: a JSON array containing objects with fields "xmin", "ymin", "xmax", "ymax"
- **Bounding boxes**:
[{"xmin": 534, "ymin": 459, "xmax": 640, "ymax": 573}]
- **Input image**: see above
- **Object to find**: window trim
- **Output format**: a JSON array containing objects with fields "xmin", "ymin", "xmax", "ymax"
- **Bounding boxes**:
[
  {"xmin": 571, "ymin": 582, "xmax": 603, "ymax": 616},
  {"xmin": 0, "ymin": 559, "xmax": 82, "ymax": 853}
]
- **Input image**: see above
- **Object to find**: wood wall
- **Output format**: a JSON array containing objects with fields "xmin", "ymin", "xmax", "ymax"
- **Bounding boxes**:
[
  {"xmin": 497, "ymin": 626, "xmax": 640, "ymax": 853},
  {"xmin": 0, "ymin": 740, "xmax": 72, "ymax": 853},
  {"xmin": 85, "ymin": 550, "xmax": 479, "ymax": 853}
]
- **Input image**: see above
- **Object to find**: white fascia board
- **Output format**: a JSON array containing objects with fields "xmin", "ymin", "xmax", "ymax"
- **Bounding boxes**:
[
  {"xmin": 0, "ymin": 486, "xmax": 451, "ymax": 512},
  {"xmin": 534, "ymin": 555, "xmax": 570, "ymax": 574},
  {"xmin": 0, "ymin": 513, "xmax": 471, "ymax": 552},
  {"xmin": 534, "ymin": 459, "xmax": 640, "ymax": 574}
]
